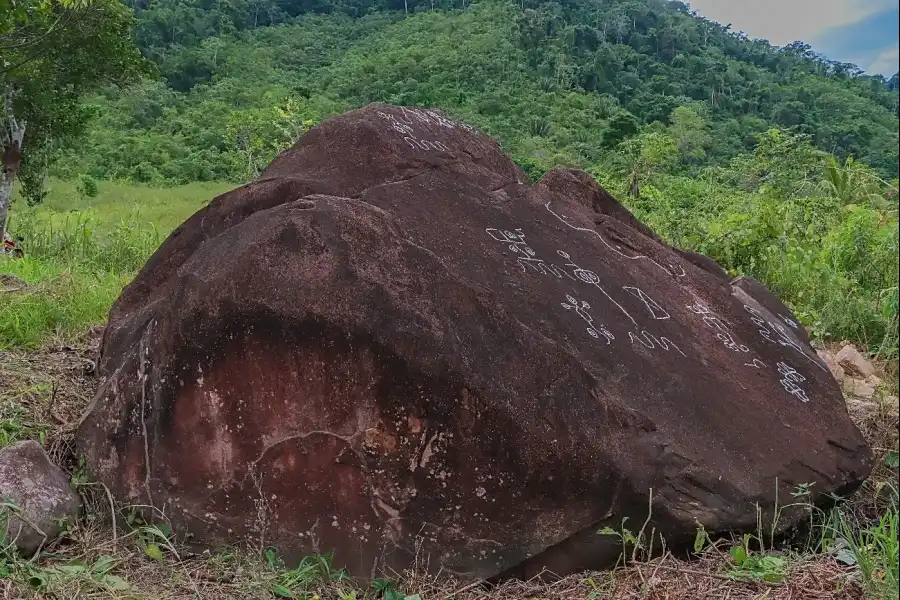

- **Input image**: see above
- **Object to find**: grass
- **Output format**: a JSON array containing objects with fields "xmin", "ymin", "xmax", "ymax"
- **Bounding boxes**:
[
  {"xmin": 18, "ymin": 178, "xmax": 234, "ymax": 234},
  {"xmin": 1, "ymin": 180, "xmax": 899, "ymax": 599},
  {"xmin": 2, "ymin": 179, "xmax": 229, "ymax": 349}
]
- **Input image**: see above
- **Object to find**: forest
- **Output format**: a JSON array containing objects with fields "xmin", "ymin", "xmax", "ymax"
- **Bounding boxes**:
[{"xmin": 45, "ymin": 0, "xmax": 900, "ymax": 186}]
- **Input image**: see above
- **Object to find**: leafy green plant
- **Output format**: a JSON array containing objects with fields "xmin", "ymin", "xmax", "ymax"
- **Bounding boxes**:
[
  {"xmin": 598, "ymin": 517, "xmax": 639, "ymax": 568},
  {"xmin": 76, "ymin": 174, "xmax": 99, "ymax": 200},
  {"xmin": 263, "ymin": 548, "xmax": 347, "ymax": 599},
  {"xmin": 370, "ymin": 578, "xmax": 421, "ymax": 600},
  {"xmin": 726, "ymin": 536, "xmax": 788, "ymax": 583},
  {"xmin": 831, "ymin": 485, "xmax": 899, "ymax": 600}
]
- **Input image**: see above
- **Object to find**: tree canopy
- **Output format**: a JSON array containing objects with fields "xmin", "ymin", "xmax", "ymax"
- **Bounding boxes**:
[
  {"xmin": 48, "ymin": 0, "xmax": 897, "ymax": 186},
  {"xmin": 1, "ymin": 0, "xmax": 148, "ymax": 236}
]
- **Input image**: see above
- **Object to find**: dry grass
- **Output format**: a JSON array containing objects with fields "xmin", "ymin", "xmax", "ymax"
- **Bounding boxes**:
[{"xmin": 1, "ymin": 332, "xmax": 897, "ymax": 600}]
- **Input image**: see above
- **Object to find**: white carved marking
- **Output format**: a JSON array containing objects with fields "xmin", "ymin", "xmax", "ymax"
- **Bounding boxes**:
[
  {"xmin": 378, "ymin": 107, "xmax": 458, "ymax": 152},
  {"xmin": 744, "ymin": 305, "xmax": 826, "ymax": 372},
  {"xmin": 561, "ymin": 295, "xmax": 614, "ymax": 344},
  {"xmin": 485, "ymin": 228, "xmax": 574, "ymax": 278},
  {"xmin": 391, "ymin": 121, "xmax": 415, "ymax": 135},
  {"xmin": 781, "ymin": 315, "xmax": 800, "ymax": 329},
  {"xmin": 425, "ymin": 110, "xmax": 457, "ymax": 129},
  {"xmin": 485, "ymin": 226, "xmax": 690, "ymax": 360},
  {"xmin": 686, "ymin": 302, "xmax": 750, "ymax": 353},
  {"xmin": 544, "ymin": 201, "xmax": 685, "ymax": 279},
  {"xmin": 628, "ymin": 331, "xmax": 686, "ymax": 356},
  {"xmin": 777, "ymin": 362, "xmax": 809, "ymax": 403},
  {"xmin": 624, "ymin": 286, "xmax": 671, "ymax": 320},
  {"xmin": 744, "ymin": 358, "xmax": 766, "ymax": 369},
  {"xmin": 557, "ymin": 250, "xmax": 637, "ymax": 326},
  {"xmin": 716, "ymin": 332, "xmax": 750, "ymax": 353}
]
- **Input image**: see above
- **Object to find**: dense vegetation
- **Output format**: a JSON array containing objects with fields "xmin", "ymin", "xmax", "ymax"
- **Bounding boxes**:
[{"xmin": 50, "ymin": 0, "xmax": 900, "ymax": 185}]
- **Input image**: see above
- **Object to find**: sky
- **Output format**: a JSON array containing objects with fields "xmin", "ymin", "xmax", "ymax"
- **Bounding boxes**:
[{"xmin": 687, "ymin": 0, "xmax": 900, "ymax": 76}]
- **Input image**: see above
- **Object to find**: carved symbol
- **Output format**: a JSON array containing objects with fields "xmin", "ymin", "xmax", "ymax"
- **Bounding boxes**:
[
  {"xmin": 669, "ymin": 263, "xmax": 687, "ymax": 277},
  {"xmin": 624, "ymin": 286, "xmax": 670, "ymax": 320},
  {"xmin": 544, "ymin": 201, "xmax": 687, "ymax": 280},
  {"xmin": 777, "ymin": 362, "xmax": 809, "ymax": 403},
  {"xmin": 557, "ymin": 251, "xmax": 637, "ymax": 326},
  {"xmin": 687, "ymin": 302, "xmax": 749, "ymax": 353},
  {"xmin": 744, "ymin": 305, "xmax": 826, "ymax": 372},
  {"xmin": 392, "ymin": 121, "xmax": 415, "ymax": 135},
  {"xmin": 628, "ymin": 330, "xmax": 686, "ymax": 356},
  {"xmin": 557, "ymin": 251, "xmax": 601, "ymax": 285},
  {"xmin": 781, "ymin": 315, "xmax": 800, "ymax": 329},
  {"xmin": 561, "ymin": 295, "xmax": 614, "ymax": 344}
]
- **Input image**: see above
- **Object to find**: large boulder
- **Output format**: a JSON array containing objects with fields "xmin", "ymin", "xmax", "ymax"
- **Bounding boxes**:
[{"xmin": 76, "ymin": 104, "xmax": 872, "ymax": 581}]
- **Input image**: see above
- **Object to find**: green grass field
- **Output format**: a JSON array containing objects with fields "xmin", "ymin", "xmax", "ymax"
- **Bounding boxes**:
[{"xmin": 1, "ymin": 179, "xmax": 233, "ymax": 349}]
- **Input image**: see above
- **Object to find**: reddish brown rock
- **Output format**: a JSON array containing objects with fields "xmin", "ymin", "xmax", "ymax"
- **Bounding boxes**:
[
  {"xmin": 0, "ymin": 440, "xmax": 83, "ymax": 556},
  {"xmin": 76, "ymin": 103, "xmax": 872, "ymax": 581}
]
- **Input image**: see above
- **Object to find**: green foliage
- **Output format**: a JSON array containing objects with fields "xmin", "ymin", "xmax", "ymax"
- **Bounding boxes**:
[
  {"xmin": 1, "ymin": 515, "xmax": 133, "ymax": 594},
  {"xmin": 370, "ymin": 578, "xmax": 422, "ymax": 600},
  {"xmin": 623, "ymin": 127, "xmax": 899, "ymax": 359},
  {"xmin": 832, "ymin": 485, "xmax": 899, "ymax": 600},
  {"xmin": 726, "ymin": 534, "xmax": 787, "ymax": 583},
  {"xmin": 262, "ymin": 548, "xmax": 348, "ymax": 599},
  {"xmin": 1, "ymin": 0, "xmax": 150, "ymax": 240},
  {"xmin": 0, "ymin": 403, "xmax": 48, "ymax": 448},
  {"xmin": 668, "ymin": 104, "xmax": 710, "ymax": 164},
  {"xmin": 76, "ymin": 174, "xmax": 99, "ymax": 199},
  {"xmin": 1, "ymin": 179, "xmax": 223, "ymax": 348},
  {"xmin": 48, "ymin": 0, "xmax": 898, "ymax": 185},
  {"xmin": 1, "ymin": 0, "xmax": 150, "ymax": 158}
]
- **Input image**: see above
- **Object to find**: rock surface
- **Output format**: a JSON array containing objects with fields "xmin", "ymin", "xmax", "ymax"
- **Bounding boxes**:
[
  {"xmin": 76, "ymin": 103, "xmax": 873, "ymax": 581},
  {"xmin": 835, "ymin": 344, "xmax": 876, "ymax": 378},
  {"xmin": 0, "ymin": 440, "xmax": 82, "ymax": 556},
  {"xmin": 842, "ymin": 378, "xmax": 877, "ymax": 399},
  {"xmin": 817, "ymin": 349, "xmax": 846, "ymax": 382},
  {"xmin": 0, "ymin": 273, "xmax": 27, "ymax": 292}
]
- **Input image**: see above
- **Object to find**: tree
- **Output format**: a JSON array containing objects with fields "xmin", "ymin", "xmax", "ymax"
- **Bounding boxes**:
[
  {"xmin": 668, "ymin": 104, "xmax": 710, "ymax": 164},
  {"xmin": 821, "ymin": 154, "xmax": 894, "ymax": 211},
  {"xmin": 621, "ymin": 131, "xmax": 677, "ymax": 198},
  {"xmin": 225, "ymin": 96, "xmax": 317, "ymax": 180},
  {"xmin": 1, "ymin": 0, "xmax": 148, "ymax": 240}
]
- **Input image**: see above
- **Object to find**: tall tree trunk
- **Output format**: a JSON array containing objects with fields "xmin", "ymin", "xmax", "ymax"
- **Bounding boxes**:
[
  {"xmin": 1, "ymin": 88, "xmax": 27, "ymax": 242},
  {"xmin": 0, "ymin": 174, "xmax": 15, "ymax": 242}
]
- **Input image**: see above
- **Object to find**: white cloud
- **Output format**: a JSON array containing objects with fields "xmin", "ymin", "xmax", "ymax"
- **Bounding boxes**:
[
  {"xmin": 864, "ymin": 46, "xmax": 899, "ymax": 75},
  {"xmin": 686, "ymin": 0, "xmax": 892, "ymax": 47}
]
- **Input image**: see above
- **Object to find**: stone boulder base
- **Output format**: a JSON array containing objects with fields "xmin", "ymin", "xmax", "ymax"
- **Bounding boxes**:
[
  {"xmin": 0, "ymin": 440, "xmax": 82, "ymax": 556},
  {"xmin": 76, "ymin": 104, "xmax": 872, "ymax": 581}
]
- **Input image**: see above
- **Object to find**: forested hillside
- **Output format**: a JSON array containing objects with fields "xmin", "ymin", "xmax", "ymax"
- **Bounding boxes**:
[{"xmin": 54, "ymin": 0, "xmax": 899, "ymax": 185}]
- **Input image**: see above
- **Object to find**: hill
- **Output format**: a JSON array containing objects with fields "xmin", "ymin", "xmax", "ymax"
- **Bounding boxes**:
[{"xmin": 53, "ymin": 0, "xmax": 899, "ymax": 185}]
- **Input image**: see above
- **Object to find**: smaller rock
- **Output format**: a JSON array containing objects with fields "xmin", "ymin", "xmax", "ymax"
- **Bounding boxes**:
[
  {"xmin": 817, "ymin": 350, "xmax": 845, "ymax": 382},
  {"xmin": 0, "ymin": 273, "xmax": 27, "ymax": 292},
  {"xmin": 835, "ymin": 345, "xmax": 875, "ymax": 378},
  {"xmin": 0, "ymin": 440, "xmax": 82, "ymax": 556},
  {"xmin": 865, "ymin": 374, "xmax": 883, "ymax": 388},
  {"xmin": 842, "ymin": 378, "xmax": 877, "ymax": 399}
]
